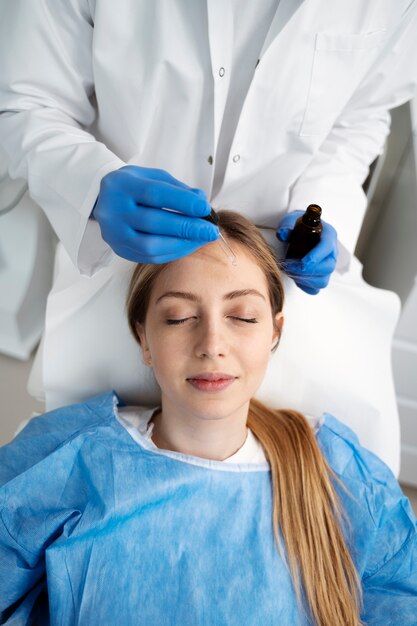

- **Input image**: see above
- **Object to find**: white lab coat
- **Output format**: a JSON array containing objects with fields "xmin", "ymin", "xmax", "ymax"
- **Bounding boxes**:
[{"xmin": 1, "ymin": 0, "xmax": 417, "ymax": 475}]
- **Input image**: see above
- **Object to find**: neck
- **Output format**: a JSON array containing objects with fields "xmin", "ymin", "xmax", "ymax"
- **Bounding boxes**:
[{"xmin": 150, "ymin": 400, "xmax": 249, "ymax": 461}]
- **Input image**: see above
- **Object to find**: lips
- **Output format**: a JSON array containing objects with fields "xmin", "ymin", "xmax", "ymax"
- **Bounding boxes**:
[
  {"xmin": 186, "ymin": 374, "xmax": 237, "ymax": 393},
  {"xmin": 186, "ymin": 372, "xmax": 237, "ymax": 381}
]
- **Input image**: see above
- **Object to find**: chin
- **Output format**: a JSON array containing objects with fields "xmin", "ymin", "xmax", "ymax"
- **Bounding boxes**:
[{"xmin": 184, "ymin": 397, "xmax": 248, "ymax": 421}]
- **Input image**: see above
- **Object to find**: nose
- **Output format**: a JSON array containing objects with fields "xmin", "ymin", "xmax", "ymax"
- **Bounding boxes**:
[{"xmin": 194, "ymin": 318, "xmax": 228, "ymax": 359}]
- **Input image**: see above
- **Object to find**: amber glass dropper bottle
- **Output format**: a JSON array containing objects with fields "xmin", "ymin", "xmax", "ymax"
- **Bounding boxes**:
[{"xmin": 285, "ymin": 204, "xmax": 323, "ymax": 260}]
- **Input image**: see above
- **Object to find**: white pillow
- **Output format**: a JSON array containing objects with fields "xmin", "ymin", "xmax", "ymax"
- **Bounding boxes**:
[{"xmin": 28, "ymin": 241, "xmax": 401, "ymax": 476}]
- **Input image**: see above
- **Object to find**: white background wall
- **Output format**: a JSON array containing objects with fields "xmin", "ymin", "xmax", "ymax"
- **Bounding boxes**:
[{"xmin": 357, "ymin": 100, "xmax": 417, "ymax": 486}]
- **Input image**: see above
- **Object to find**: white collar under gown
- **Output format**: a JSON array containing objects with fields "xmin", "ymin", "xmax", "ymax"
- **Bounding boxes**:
[{"xmin": 0, "ymin": 391, "xmax": 416, "ymax": 625}]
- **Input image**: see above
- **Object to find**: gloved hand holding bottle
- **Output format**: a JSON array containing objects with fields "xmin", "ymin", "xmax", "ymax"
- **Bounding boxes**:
[
  {"xmin": 92, "ymin": 165, "xmax": 219, "ymax": 264},
  {"xmin": 276, "ymin": 210, "xmax": 338, "ymax": 295}
]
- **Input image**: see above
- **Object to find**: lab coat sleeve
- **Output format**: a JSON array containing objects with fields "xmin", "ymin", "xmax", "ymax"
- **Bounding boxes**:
[
  {"xmin": 289, "ymin": 1, "xmax": 417, "ymax": 273},
  {"xmin": 0, "ymin": 0, "xmax": 125, "ymax": 276}
]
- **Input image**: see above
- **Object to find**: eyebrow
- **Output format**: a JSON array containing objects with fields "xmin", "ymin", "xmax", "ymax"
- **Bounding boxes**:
[{"xmin": 156, "ymin": 289, "xmax": 266, "ymax": 304}]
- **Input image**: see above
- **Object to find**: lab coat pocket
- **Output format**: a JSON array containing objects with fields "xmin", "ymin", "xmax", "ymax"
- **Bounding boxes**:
[{"xmin": 299, "ymin": 29, "xmax": 387, "ymax": 137}]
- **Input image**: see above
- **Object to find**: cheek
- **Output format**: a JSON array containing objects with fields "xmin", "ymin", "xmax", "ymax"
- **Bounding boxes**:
[
  {"xmin": 238, "ymin": 329, "xmax": 273, "ymax": 365},
  {"xmin": 147, "ymin": 330, "xmax": 182, "ymax": 367}
]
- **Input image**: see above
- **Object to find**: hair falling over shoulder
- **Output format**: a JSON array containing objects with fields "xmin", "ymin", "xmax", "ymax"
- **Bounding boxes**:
[
  {"xmin": 248, "ymin": 399, "xmax": 364, "ymax": 625},
  {"xmin": 126, "ymin": 210, "xmax": 364, "ymax": 626}
]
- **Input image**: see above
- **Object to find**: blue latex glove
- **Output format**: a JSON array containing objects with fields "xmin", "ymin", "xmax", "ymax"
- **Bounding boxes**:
[
  {"xmin": 92, "ymin": 165, "xmax": 218, "ymax": 263},
  {"xmin": 276, "ymin": 210, "xmax": 338, "ymax": 295}
]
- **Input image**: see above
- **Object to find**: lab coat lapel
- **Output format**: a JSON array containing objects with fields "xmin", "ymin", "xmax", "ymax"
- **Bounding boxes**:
[{"xmin": 258, "ymin": 0, "xmax": 305, "ymax": 61}]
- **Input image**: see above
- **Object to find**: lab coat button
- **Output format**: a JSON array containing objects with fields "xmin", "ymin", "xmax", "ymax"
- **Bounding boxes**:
[
  {"xmin": 232, "ymin": 154, "xmax": 240, "ymax": 163},
  {"xmin": 207, "ymin": 155, "xmax": 213, "ymax": 165},
  {"xmin": 219, "ymin": 67, "xmax": 225, "ymax": 78}
]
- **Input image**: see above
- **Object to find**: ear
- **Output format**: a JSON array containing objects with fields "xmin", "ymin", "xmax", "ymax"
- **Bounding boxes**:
[
  {"xmin": 135, "ymin": 322, "xmax": 152, "ymax": 367},
  {"xmin": 271, "ymin": 313, "xmax": 284, "ymax": 351}
]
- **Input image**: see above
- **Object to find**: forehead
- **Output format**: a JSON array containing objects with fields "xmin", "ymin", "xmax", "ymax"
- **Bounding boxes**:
[{"xmin": 151, "ymin": 241, "xmax": 269, "ymax": 301}]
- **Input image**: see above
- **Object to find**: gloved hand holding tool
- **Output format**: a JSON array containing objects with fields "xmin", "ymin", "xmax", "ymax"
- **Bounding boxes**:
[
  {"xmin": 92, "ymin": 165, "xmax": 219, "ymax": 264},
  {"xmin": 276, "ymin": 209, "xmax": 338, "ymax": 295}
]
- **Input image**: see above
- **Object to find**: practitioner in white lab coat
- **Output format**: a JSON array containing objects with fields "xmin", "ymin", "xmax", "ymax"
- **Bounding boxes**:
[{"xmin": 0, "ymin": 1, "xmax": 416, "ymax": 475}]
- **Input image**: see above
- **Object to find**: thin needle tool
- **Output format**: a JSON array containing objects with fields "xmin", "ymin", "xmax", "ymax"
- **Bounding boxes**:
[{"xmin": 203, "ymin": 208, "xmax": 237, "ymax": 265}]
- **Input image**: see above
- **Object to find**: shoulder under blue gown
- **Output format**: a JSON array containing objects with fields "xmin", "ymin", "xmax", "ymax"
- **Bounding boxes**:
[{"xmin": 0, "ymin": 392, "xmax": 416, "ymax": 625}]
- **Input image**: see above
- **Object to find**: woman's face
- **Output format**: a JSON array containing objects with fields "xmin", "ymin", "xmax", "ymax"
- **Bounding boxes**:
[{"xmin": 136, "ymin": 240, "xmax": 283, "ymax": 424}]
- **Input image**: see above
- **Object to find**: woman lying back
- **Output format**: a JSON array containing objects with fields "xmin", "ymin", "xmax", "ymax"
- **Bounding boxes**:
[{"xmin": 0, "ymin": 210, "xmax": 416, "ymax": 625}]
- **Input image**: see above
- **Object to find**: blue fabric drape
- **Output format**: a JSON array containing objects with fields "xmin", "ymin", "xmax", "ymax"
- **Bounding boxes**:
[{"xmin": 1, "ymin": 392, "xmax": 416, "ymax": 625}]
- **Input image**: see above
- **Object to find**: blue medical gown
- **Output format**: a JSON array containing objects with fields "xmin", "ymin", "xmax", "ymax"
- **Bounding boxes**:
[{"xmin": 0, "ymin": 392, "xmax": 416, "ymax": 625}]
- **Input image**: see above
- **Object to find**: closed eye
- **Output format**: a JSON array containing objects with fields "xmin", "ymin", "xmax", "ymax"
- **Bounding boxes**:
[
  {"xmin": 231, "ymin": 317, "xmax": 258, "ymax": 323},
  {"xmin": 166, "ymin": 318, "xmax": 194, "ymax": 325},
  {"xmin": 166, "ymin": 317, "xmax": 258, "ymax": 325}
]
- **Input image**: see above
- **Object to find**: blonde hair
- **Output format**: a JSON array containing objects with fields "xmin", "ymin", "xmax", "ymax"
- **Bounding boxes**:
[{"xmin": 126, "ymin": 210, "xmax": 364, "ymax": 625}]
